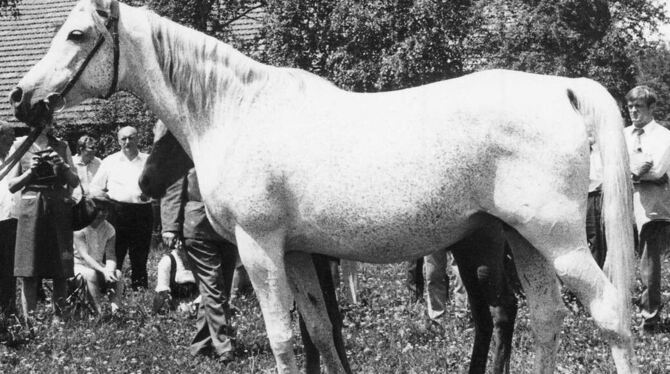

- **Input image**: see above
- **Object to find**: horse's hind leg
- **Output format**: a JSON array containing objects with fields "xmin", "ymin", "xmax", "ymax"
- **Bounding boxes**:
[
  {"xmin": 504, "ymin": 228, "xmax": 567, "ymax": 374},
  {"xmin": 551, "ymin": 246, "xmax": 638, "ymax": 373},
  {"xmin": 285, "ymin": 251, "xmax": 351, "ymax": 374},
  {"xmin": 297, "ymin": 254, "xmax": 351, "ymax": 374},
  {"xmin": 451, "ymin": 224, "xmax": 517, "ymax": 374}
]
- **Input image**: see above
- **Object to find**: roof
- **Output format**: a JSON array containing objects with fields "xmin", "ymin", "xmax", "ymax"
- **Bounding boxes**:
[{"xmin": 0, "ymin": 0, "xmax": 103, "ymax": 126}]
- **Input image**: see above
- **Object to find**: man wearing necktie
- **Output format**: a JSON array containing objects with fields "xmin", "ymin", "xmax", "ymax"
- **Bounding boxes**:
[{"xmin": 623, "ymin": 85, "xmax": 670, "ymax": 333}]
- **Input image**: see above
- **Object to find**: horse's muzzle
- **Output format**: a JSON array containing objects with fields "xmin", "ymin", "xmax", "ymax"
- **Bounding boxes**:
[{"xmin": 9, "ymin": 86, "xmax": 54, "ymax": 127}]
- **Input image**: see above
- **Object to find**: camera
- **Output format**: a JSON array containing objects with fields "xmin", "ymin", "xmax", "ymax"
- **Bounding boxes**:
[{"xmin": 32, "ymin": 149, "xmax": 57, "ymax": 182}]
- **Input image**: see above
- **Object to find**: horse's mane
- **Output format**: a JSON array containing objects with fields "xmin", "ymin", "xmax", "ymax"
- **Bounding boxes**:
[{"xmin": 144, "ymin": 10, "xmax": 273, "ymax": 112}]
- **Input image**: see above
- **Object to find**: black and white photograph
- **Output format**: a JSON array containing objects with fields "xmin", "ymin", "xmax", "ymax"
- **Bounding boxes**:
[{"xmin": 1, "ymin": 0, "xmax": 670, "ymax": 373}]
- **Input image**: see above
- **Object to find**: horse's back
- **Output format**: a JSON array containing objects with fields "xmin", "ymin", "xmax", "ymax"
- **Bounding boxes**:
[{"xmin": 265, "ymin": 70, "xmax": 589, "ymax": 260}]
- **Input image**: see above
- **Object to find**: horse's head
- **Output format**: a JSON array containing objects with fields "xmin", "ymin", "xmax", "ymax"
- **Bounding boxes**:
[
  {"xmin": 139, "ymin": 120, "xmax": 194, "ymax": 199},
  {"xmin": 10, "ymin": 0, "xmax": 120, "ymax": 127}
]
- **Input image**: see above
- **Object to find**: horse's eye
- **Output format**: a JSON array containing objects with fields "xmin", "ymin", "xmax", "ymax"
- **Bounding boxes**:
[{"xmin": 67, "ymin": 30, "xmax": 85, "ymax": 42}]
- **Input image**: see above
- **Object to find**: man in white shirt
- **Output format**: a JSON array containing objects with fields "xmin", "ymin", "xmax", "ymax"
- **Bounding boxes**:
[
  {"xmin": 72, "ymin": 135, "xmax": 101, "ymax": 200},
  {"xmin": 0, "ymin": 122, "xmax": 16, "ymax": 315},
  {"xmin": 624, "ymin": 85, "xmax": 670, "ymax": 333},
  {"xmin": 91, "ymin": 126, "xmax": 153, "ymax": 289}
]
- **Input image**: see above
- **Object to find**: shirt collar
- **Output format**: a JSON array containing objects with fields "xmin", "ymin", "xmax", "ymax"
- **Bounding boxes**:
[{"xmin": 636, "ymin": 119, "xmax": 658, "ymax": 131}]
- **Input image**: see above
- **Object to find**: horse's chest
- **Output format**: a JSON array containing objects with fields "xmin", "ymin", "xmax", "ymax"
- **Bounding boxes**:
[{"xmin": 198, "ymin": 167, "xmax": 288, "ymax": 234}]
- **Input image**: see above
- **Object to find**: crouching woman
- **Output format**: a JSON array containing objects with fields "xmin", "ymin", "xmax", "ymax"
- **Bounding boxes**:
[{"xmin": 73, "ymin": 198, "xmax": 123, "ymax": 314}]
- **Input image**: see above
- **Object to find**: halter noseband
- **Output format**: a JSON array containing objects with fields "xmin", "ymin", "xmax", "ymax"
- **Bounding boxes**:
[{"xmin": 50, "ymin": 0, "xmax": 120, "ymax": 106}]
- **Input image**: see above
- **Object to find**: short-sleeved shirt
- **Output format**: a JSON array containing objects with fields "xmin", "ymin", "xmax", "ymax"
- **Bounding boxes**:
[
  {"xmin": 74, "ymin": 220, "xmax": 116, "ymax": 267},
  {"xmin": 73, "ymin": 154, "xmax": 101, "ymax": 192},
  {"xmin": 624, "ymin": 120, "xmax": 670, "ymax": 228},
  {"xmin": 91, "ymin": 151, "xmax": 149, "ymax": 204}
]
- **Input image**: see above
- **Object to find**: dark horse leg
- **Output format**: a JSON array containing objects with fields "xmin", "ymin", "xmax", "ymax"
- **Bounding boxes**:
[
  {"xmin": 450, "ymin": 223, "xmax": 517, "ymax": 374},
  {"xmin": 295, "ymin": 254, "xmax": 351, "ymax": 374}
]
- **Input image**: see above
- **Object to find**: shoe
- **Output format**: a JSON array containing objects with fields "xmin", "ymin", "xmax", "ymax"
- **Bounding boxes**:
[
  {"xmin": 217, "ymin": 351, "xmax": 235, "ymax": 365},
  {"xmin": 110, "ymin": 303, "xmax": 121, "ymax": 315},
  {"xmin": 421, "ymin": 317, "xmax": 445, "ymax": 335},
  {"xmin": 640, "ymin": 319, "xmax": 664, "ymax": 334}
]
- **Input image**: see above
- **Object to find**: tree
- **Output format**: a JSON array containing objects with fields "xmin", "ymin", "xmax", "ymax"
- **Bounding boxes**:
[
  {"xmin": 635, "ymin": 42, "xmax": 670, "ymax": 125},
  {"xmin": 467, "ymin": 0, "xmax": 668, "ymax": 99},
  {"xmin": 144, "ymin": 0, "xmax": 266, "ymax": 44},
  {"xmin": 0, "ymin": 0, "xmax": 20, "ymax": 17},
  {"xmin": 259, "ymin": 0, "xmax": 667, "ymax": 103},
  {"xmin": 260, "ymin": 0, "xmax": 478, "ymax": 92}
]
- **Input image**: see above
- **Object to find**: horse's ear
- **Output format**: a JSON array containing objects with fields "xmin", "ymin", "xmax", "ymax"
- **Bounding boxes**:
[{"xmin": 91, "ymin": 0, "xmax": 112, "ymax": 18}]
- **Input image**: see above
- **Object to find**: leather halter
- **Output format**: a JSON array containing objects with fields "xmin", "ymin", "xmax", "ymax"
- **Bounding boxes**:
[
  {"xmin": 0, "ymin": 1, "xmax": 121, "ymax": 182},
  {"xmin": 54, "ymin": 0, "xmax": 120, "ymax": 103}
]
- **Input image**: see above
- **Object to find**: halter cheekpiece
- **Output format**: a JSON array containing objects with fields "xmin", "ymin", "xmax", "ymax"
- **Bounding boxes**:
[{"xmin": 53, "ymin": 0, "xmax": 120, "ymax": 103}]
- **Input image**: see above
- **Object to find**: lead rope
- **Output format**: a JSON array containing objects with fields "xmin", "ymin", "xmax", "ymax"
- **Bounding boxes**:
[{"xmin": 0, "ymin": 126, "xmax": 44, "ymax": 182}]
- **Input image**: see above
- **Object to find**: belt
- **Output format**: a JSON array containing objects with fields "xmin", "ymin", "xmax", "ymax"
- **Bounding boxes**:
[
  {"xmin": 633, "ymin": 180, "xmax": 668, "ymax": 186},
  {"xmin": 24, "ymin": 184, "xmax": 63, "ymax": 191}
]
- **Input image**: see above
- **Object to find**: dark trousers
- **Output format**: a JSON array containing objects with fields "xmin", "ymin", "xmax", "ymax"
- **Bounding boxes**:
[
  {"xmin": 108, "ymin": 202, "xmax": 153, "ymax": 289},
  {"xmin": 586, "ymin": 190, "xmax": 607, "ymax": 268},
  {"xmin": 185, "ymin": 238, "xmax": 238, "ymax": 356},
  {"xmin": 638, "ymin": 221, "xmax": 670, "ymax": 325},
  {"xmin": 0, "ymin": 218, "xmax": 17, "ymax": 315},
  {"xmin": 406, "ymin": 258, "xmax": 424, "ymax": 302}
]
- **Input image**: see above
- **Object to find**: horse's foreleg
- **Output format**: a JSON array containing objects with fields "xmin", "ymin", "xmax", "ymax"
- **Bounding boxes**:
[
  {"xmin": 285, "ymin": 251, "xmax": 351, "ymax": 374},
  {"xmin": 504, "ymin": 228, "xmax": 566, "ymax": 374},
  {"xmin": 313, "ymin": 255, "xmax": 350, "ymax": 373},
  {"xmin": 235, "ymin": 226, "xmax": 298, "ymax": 374},
  {"xmin": 298, "ymin": 254, "xmax": 350, "ymax": 374}
]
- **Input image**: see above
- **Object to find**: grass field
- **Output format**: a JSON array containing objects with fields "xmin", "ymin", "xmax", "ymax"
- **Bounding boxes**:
[{"xmin": 2, "ymin": 250, "xmax": 670, "ymax": 373}]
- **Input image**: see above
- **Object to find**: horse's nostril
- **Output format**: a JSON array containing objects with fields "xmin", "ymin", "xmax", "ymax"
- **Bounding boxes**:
[{"xmin": 9, "ymin": 87, "xmax": 23, "ymax": 107}]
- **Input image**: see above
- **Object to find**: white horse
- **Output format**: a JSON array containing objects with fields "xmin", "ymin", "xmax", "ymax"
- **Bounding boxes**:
[{"xmin": 11, "ymin": 1, "xmax": 637, "ymax": 373}]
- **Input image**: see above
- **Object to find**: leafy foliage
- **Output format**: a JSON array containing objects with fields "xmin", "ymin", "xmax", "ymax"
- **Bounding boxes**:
[
  {"xmin": 261, "ymin": 0, "xmax": 477, "ymax": 92},
  {"xmin": 462, "ymin": 0, "xmax": 666, "ymax": 100},
  {"xmin": 260, "ymin": 0, "xmax": 667, "ymax": 102},
  {"xmin": 635, "ymin": 42, "xmax": 670, "ymax": 124},
  {"xmin": 0, "ymin": 0, "xmax": 19, "ymax": 17}
]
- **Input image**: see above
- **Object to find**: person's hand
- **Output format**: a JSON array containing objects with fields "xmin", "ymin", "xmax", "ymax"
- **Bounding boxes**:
[
  {"xmin": 103, "ymin": 268, "xmax": 118, "ymax": 283},
  {"xmin": 49, "ymin": 152, "xmax": 64, "ymax": 167},
  {"xmin": 162, "ymin": 231, "xmax": 178, "ymax": 249},
  {"xmin": 631, "ymin": 154, "xmax": 652, "ymax": 179},
  {"xmin": 29, "ymin": 155, "xmax": 40, "ymax": 170}
]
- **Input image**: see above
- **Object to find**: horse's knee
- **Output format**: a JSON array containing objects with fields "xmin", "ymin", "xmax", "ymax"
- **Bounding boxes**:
[
  {"xmin": 530, "ymin": 307, "xmax": 566, "ymax": 343},
  {"xmin": 303, "ymin": 315, "xmax": 335, "ymax": 347}
]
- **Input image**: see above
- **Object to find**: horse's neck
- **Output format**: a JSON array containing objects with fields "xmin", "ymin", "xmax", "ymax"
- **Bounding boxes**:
[{"xmin": 118, "ymin": 4, "xmax": 270, "ymax": 142}]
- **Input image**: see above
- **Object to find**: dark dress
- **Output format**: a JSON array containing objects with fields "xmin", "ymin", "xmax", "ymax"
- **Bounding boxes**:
[{"xmin": 13, "ymin": 136, "xmax": 74, "ymax": 279}]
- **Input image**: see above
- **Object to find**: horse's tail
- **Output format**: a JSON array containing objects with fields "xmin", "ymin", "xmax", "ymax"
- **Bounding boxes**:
[{"xmin": 567, "ymin": 79, "xmax": 634, "ymax": 331}]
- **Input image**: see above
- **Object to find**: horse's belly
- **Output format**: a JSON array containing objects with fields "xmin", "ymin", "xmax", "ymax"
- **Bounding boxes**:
[{"xmin": 290, "ymin": 202, "xmax": 480, "ymax": 263}]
